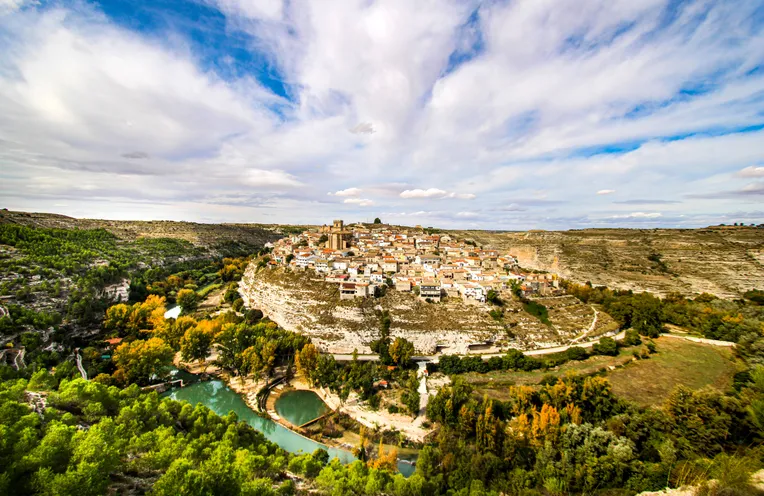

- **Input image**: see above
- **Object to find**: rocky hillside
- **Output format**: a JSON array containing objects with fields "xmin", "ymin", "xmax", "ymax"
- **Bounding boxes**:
[
  {"xmin": 0, "ymin": 209, "xmax": 282, "ymax": 249},
  {"xmin": 238, "ymin": 266, "xmax": 616, "ymax": 354},
  {"xmin": 454, "ymin": 227, "xmax": 764, "ymax": 298}
]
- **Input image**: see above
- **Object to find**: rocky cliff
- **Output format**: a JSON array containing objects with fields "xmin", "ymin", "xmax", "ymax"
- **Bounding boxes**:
[
  {"xmin": 238, "ymin": 266, "xmax": 614, "ymax": 354},
  {"xmin": 454, "ymin": 227, "xmax": 764, "ymax": 297}
]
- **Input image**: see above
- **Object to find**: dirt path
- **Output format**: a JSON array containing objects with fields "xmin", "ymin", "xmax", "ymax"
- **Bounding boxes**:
[
  {"xmin": 662, "ymin": 334, "xmax": 736, "ymax": 347},
  {"xmin": 570, "ymin": 306, "xmax": 599, "ymax": 344}
]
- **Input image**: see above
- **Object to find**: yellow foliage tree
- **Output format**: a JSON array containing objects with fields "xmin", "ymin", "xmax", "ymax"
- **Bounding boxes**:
[
  {"xmin": 509, "ymin": 413, "xmax": 531, "ymax": 441},
  {"xmin": 113, "ymin": 337, "xmax": 174, "ymax": 385},
  {"xmin": 530, "ymin": 404, "xmax": 561, "ymax": 447},
  {"xmin": 564, "ymin": 403, "xmax": 583, "ymax": 425},
  {"xmin": 368, "ymin": 440, "xmax": 398, "ymax": 472},
  {"xmin": 295, "ymin": 343, "xmax": 320, "ymax": 386}
]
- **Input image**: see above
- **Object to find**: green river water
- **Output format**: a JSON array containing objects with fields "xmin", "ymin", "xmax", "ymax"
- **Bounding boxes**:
[
  {"xmin": 275, "ymin": 390, "xmax": 329, "ymax": 426},
  {"xmin": 163, "ymin": 380, "xmax": 416, "ymax": 476}
]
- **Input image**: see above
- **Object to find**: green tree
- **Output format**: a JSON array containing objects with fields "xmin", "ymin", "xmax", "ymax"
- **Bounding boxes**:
[
  {"xmin": 180, "ymin": 321, "xmax": 217, "ymax": 366},
  {"xmin": 566, "ymin": 346, "xmax": 589, "ymax": 361},
  {"xmin": 623, "ymin": 329, "xmax": 642, "ymax": 346},
  {"xmin": 401, "ymin": 373, "xmax": 421, "ymax": 417},
  {"xmin": 373, "ymin": 218, "xmax": 382, "ymax": 224},
  {"xmin": 592, "ymin": 337, "xmax": 618, "ymax": 356},
  {"xmin": 176, "ymin": 288, "xmax": 199, "ymax": 313},
  {"xmin": 389, "ymin": 337, "xmax": 415, "ymax": 367},
  {"xmin": 296, "ymin": 343, "xmax": 320, "ymax": 386}
]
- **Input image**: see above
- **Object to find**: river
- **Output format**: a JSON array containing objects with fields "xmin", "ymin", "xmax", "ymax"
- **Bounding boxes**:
[
  {"xmin": 275, "ymin": 390, "xmax": 329, "ymax": 426},
  {"xmin": 162, "ymin": 380, "xmax": 416, "ymax": 476}
]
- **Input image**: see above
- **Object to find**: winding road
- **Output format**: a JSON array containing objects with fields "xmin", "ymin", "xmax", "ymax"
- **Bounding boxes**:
[
  {"xmin": 332, "ymin": 329, "xmax": 626, "ymax": 364},
  {"xmin": 75, "ymin": 349, "xmax": 88, "ymax": 380},
  {"xmin": 570, "ymin": 306, "xmax": 599, "ymax": 344},
  {"xmin": 14, "ymin": 347, "xmax": 25, "ymax": 370}
]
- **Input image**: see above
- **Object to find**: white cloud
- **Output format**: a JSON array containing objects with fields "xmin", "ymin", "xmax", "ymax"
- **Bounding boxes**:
[
  {"xmin": 400, "ymin": 188, "xmax": 475, "ymax": 199},
  {"xmin": 343, "ymin": 198, "xmax": 374, "ymax": 206},
  {"xmin": 0, "ymin": 0, "xmax": 30, "ymax": 14},
  {"xmin": 243, "ymin": 169, "xmax": 302, "ymax": 188},
  {"xmin": 349, "ymin": 123, "xmax": 375, "ymax": 134},
  {"xmin": 597, "ymin": 189, "xmax": 616, "ymax": 195},
  {"xmin": 329, "ymin": 187, "xmax": 363, "ymax": 197},
  {"xmin": 738, "ymin": 166, "xmax": 764, "ymax": 178},
  {"xmin": 0, "ymin": 0, "xmax": 763, "ymax": 228}
]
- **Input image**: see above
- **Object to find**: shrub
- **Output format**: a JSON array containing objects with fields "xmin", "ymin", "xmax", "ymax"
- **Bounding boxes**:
[
  {"xmin": 566, "ymin": 346, "xmax": 589, "ymax": 361},
  {"xmin": 368, "ymin": 393, "xmax": 381, "ymax": 410},
  {"xmin": 523, "ymin": 300, "xmax": 550, "ymax": 325},
  {"xmin": 624, "ymin": 329, "xmax": 642, "ymax": 346},
  {"xmin": 592, "ymin": 337, "xmax": 618, "ymax": 356}
]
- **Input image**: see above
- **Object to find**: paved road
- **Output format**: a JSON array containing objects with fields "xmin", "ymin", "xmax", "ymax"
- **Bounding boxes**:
[
  {"xmin": 15, "ymin": 347, "xmax": 25, "ymax": 370},
  {"xmin": 331, "ymin": 330, "xmax": 626, "ymax": 363},
  {"xmin": 75, "ymin": 349, "xmax": 88, "ymax": 380}
]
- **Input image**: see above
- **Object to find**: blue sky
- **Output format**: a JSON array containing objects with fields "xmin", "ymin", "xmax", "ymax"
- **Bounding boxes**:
[{"xmin": 0, "ymin": 0, "xmax": 762, "ymax": 228}]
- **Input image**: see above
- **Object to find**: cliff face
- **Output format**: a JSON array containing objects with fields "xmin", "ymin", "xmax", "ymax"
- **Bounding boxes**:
[
  {"xmin": 238, "ymin": 266, "xmax": 615, "ymax": 354},
  {"xmin": 455, "ymin": 227, "xmax": 764, "ymax": 297}
]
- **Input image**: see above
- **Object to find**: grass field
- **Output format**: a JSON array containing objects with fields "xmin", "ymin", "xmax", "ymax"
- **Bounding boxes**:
[
  {"xmin": 466, "ymin": 336, "xmax": 742, "ymax": 405},
  {"xmin": 197, "ymin": 282, "xmax": 222, "ymax": 298},
  {"xmin": 608, "ymin": 337, "xmax": 742, "ymax": 406}
]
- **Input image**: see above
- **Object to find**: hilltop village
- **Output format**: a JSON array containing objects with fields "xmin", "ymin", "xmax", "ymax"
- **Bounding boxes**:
[{"xmin": 269, "ymin": 220, "xmax": 561, "ymax": 303}]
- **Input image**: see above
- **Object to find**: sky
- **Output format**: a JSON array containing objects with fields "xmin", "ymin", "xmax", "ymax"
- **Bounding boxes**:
[{"xmin": 0, "ymin": 0, "xmax": 763, "ymax": 229}]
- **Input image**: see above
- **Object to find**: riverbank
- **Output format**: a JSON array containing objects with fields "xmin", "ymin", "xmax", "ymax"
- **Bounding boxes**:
[
  {"xmin": 166, "ymin": 363, "xmax": 419, "ymax": 475},
  {"xmin": 287, "ymin": 376, "xmax": 433, "ymax": 443},
  {"xmin": 263, "ymin": 375, "xmax": 425, "ymax": 458}
]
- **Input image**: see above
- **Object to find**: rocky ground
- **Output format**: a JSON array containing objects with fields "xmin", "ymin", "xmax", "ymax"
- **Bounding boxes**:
[
  {"xmin": 454, "ymin": 226, "xmax": 764, "ymax": 297},
  {"xmin": 239, "ymin": 265, "xmax": 614, "ymax": 355}
]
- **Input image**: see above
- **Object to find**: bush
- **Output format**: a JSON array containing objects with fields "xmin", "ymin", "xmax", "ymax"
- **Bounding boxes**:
[
  {"xmin": 566, "ymin": 346, "xmax": 589, "ymax": 361},
  {"xmin": 523, "ymin": 300, "xmax": 550, "ymax": 325},
  {"xmin": 539, "ymin": 374, "xmax": 559, "ymax": 386},
  {"xmin": 387, "ymin": 405, "xmax": 400, "ymax": 414},
  {"xmin": 623, "ymin": 329, "xmax": 642, "ymax": 346},
  {"xmin": 368, "ymin": 393, "xmax": 381, "ymax": 410},
  {"xmin": 592, "ymin": 337, "xmax": 618, "ymax": 356}
]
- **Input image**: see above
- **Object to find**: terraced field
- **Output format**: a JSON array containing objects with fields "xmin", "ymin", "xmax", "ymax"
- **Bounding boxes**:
[{"xmin": 239, "ymin": 266, "xmax": 619, "ymax": 355}]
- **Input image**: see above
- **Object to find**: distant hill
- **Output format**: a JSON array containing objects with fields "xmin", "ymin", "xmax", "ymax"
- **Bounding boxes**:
[
  {"xmin": 453, "ymin": 227, "xmax": 764, "ymax": 297},
  {"xmin": 0, "ymin": 209, "xmax": 283, "ymax": 249},
  {"xmin": 3, "ymin": 210, "xmax": 761, "ymax": 297}
]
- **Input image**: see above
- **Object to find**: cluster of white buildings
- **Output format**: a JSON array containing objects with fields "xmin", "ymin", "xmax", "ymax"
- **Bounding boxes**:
[{"xmin": 269, "ymin": 220, "xmax": 560, "ymax": 303}]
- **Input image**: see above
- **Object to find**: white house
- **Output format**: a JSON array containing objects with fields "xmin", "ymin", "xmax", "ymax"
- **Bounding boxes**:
[{"xmin": 314, "ymin": 259, "xmax": 330, "ymax": 273}]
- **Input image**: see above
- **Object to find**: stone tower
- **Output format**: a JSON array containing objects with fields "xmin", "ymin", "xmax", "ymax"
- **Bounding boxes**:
[{"xmin": 328, "ymin": 219, "xmax": 351, "ymax": 250}]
